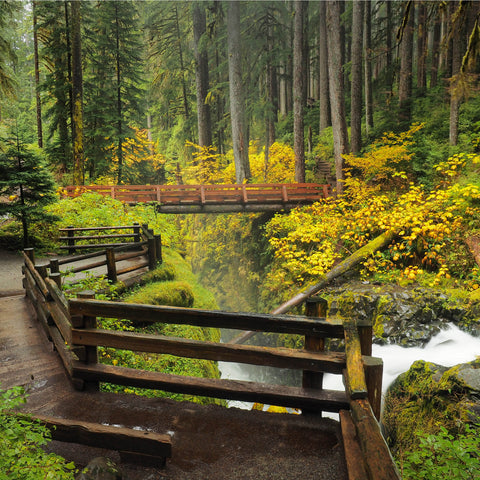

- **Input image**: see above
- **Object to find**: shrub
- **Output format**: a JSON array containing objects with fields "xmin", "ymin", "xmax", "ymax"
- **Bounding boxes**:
[{"xmin": 0, "ymin": 385, "xmax": 76, "ymax": 479}]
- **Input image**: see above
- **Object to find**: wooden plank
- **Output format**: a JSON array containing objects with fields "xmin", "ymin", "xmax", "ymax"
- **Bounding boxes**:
[
  {"xmin": 363, "ymin": 356, "xmax": 383, "ymax": 421},
  {"xmin": 45, "ymin": 277, "xmax": 69, "ymax": 319},
  {"xmin": 71, "ymin": 328, "xmax": 347, "ymax": 374},
  {"xmin": 46, "ymin": 300, "xmax": 73, "ymax": 345},
  {"xmin": 23, "ymin": 253, "xmax": 50, "ymax": 300},
  {"xmin": 343, "ymin": 320, "xmax": 368, "ymax": 400},
  {"xmin": 350, "ymin": 399, "xmax": 402, "ymax": 480},
  {"xmin": 116, "ymin": 260, "xmax": 149, "ymax": 276},
  {"xmin": 339, "ymin": 410, "xmax": 369, "ymax": 480},
  {"xmin": 59, "ymin": 242, "xmax": 135, "ymax": 250},
  {"xmin": 49, "ymin": 325, "xmax": 75, "ymax": 376},
  {"xmin": 69, "ymin": 299, "xmax": 347, "ymax": 337},
  {"xmin": 59, "ymin": 225, "xmax": 135, "ymax": 232},
  {"xmin": 34, "ymin": 414, "xmax": 172, "ymax": 460},
  {"xmin": 58, "ymin": 233, "xmax": 135, "ymax": 241},
  {"xmin": 72, "ymin": 362, "xmax": 350, "ymax": 412}
]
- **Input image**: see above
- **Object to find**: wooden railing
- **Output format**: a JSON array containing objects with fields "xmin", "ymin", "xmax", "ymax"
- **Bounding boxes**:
[
  {"xmin": 60, "ymin": 183, "xmax": 331, "ymax": 213},
  {"xmin": 51, "ymin": 223, "xmax": 161, "ymax": 284},
  {"xmin": 22, "ymin": 249, "xmax": 401, "ymax": 479}
]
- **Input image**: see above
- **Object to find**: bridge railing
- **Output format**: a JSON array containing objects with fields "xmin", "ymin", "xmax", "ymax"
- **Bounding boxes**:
[
  {"xmin": 49, "ymin": 223, "xmax": 161, "ymax": 284},
  {"xmin": 60, "ymin": 183, "xmax": 331, "ymax": 206},
  {"xmin": 22, "ymin": 249, "xmax": 401, "ymax": 480}
]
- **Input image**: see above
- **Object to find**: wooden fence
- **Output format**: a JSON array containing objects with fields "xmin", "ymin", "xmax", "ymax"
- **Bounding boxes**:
[
  {"xmin": 60, "ymin": 183, "xmax": 331, "ymax": 213},
  {"xmin": 51, "ymin": 223, "xmax": 161, "ymax": 284},
  {"xmin": 22, "ymin": 249, "xmax": 401, "ymax": 479}
]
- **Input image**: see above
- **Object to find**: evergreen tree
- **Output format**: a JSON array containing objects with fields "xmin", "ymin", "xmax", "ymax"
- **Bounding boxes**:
[
  {"xmin": 0, "ymin": 138, "xmax": 57, "ymax": 248},
  {"xmin": 83, "ymin": 0, "xmax": 144, "ymax": 183}
]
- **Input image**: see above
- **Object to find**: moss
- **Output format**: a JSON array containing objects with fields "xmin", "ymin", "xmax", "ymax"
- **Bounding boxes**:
[{"xmin": 124, "ymin": 280, "xmax": 194, "ymax": 308}]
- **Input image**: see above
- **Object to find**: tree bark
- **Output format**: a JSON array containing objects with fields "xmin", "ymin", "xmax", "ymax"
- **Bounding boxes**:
[
  {"xmin": 293, "ymin": 0, "xmax": 306, "ymax": 183},
  {"xmin": 326, "ymin": 0, "xmax": 349, "ymax": 195},
  {"xmin": 114, "ymin": 3, "xmax": 123, "ymax": 184},
  {"xmin": 193, "ymin": 2, "xmax": 212, "ymax": 147},
  {"xmin": 449, "ymin": 1, "xmax": 464, "ymax": 146},
  {"xmin": 430, "ymin": 7, "xmax": 442, "ymax": 88},
  {"xmin": 350, "ymin": 0, "xmax": 364, "ymax": 153},
  {"xmin": 227, "ymin": 1, "xmax": 250, "ymax": 183},
  {"xmin": 398, "ymin": 1, "xmax": 415, "ymax": 126},
  {"xmin": 71, "ymin": 0, "xmax": 84, "ymax": 186},
  {"xmin": 319, "ymin": 1, "xmax": 330, "ymax": 132},
  {"xmin": 364, "ymin": 0, "xmax": 373, "ymax": 137},
  {"xmin": 33, "ymin": 2, "xmax": 43, "ymax": 149},
  {"xmin": 416, "ymin": 2, "xmax": 428, "ymax": 93}
]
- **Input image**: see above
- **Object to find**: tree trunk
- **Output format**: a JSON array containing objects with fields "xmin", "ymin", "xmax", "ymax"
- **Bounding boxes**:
[
  {"xmin": 115, "ymin": 3, "xmax": 123, "ymax": 184},
  {"xmin": 175, "ymin": 5, "xmax": 190, "ymax": 122},
  {"xmin": 416, "ymin": 3, "xmax": 427, "ymax": 93},
  {"xmin": 398, "ymin": 1, "xmax": 415, "ymax": 126},
  {"xmin": 449, "ymin": 2, "xmax": 464, "ymax": 146},
  {"xmin": 364, "ymin": 0, "xmax": 373, "ymax": 137},
  {"xmin": 430, "ymin": 7, "xmax": 442, "ymax": 88},
  {"xmin": 319, "ymin": 1, "xmax": 330, "ymax": 132},
  {"xmin": 326, "ymin": 0, "xmax": 349, "ymax": 195},
  {"xmin": 350, "ymin": 0, "xmax": 364, "ymax": 153},
  {"xmin": 33, "ymin": 2, "xmax": 43, "ymax": 149},
  {"xmin": 71, "ymin": 0, "xmax": 84, "ymax": 186},
  {"xmin": 385, "ymin": 1, "xmax": 394, "ymax": 96},
  {"xmin": 293, "ymin": 0, "xmax": 306, "ymax": 183},
  {"xmin": 192, "ymin": 2, "xmax": 212, "ymax": 147},
  {"xmin": 227, "ymin": 1, "xmax": 250, "ymax": 183}
]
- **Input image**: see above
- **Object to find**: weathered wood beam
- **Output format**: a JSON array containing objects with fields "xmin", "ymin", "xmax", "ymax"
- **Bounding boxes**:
[
  {"xmin": 71, "ymin": 328, "xmax": 347, "ymax": 374},
  {"xmin": 72, "ymin": 362, "xmax": 350, "ymax": 412},
  {"xmin": 69, "ymin": 299, "xmax": 350, "ymax": 337}
]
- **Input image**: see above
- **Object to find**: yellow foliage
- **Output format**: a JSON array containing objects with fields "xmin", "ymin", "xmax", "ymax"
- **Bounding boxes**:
[
  {"xmin": 263, "ymin": 128, "xmax": 480, "ymax": 297},
  {"xmin": 183, "ymin": 141, "xmax": 296, "ymax": 185}
]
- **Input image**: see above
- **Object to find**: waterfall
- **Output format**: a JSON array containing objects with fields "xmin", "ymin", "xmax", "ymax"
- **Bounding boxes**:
[{"xmin": 220, "ymin": 324, "xmax": 480, "ymax": 411}]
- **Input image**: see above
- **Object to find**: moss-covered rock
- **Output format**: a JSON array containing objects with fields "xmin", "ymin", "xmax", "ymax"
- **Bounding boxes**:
[
  {"xmin": 124, "ymin": 280, "xmax": 194, "ymax": 307},
  {"xmin": 323, "ymin": 282, "xmax": 480, "ymax": 346},
  {"xmin": 382, "ymin": 359, "xmax": 480, "ymax": 456}
]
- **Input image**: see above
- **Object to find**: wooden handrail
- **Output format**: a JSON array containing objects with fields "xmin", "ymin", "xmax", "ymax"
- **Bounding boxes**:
[{"xmin": 22, "ymin": 248, "xmax": 399, "ymax": 479}]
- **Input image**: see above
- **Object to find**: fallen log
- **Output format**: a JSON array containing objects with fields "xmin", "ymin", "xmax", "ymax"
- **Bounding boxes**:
[{"xmin": 230, "ymin": 229, "xmax": 397, "ymax": 344}]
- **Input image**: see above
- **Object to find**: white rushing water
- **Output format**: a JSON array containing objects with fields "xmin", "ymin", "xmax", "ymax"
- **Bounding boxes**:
[{"xmin": 220, "ymin": 324, "xmax": 480, "ymax": 412}]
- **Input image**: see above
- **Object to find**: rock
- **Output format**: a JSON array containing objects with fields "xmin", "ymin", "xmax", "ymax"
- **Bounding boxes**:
[
  {"xmin": 322, "ymin": 282, "xmax": 480, "ymax": 346},
  {"xmin": 76, "ymin": 457, "xmax": 124, "ymax": 480},
  {"xmin": 382, "ymin": 359, "xmax": 480, "ymax": 455}
]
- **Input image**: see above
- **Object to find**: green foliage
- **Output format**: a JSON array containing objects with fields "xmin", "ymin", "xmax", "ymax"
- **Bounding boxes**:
[
  {"xmin": 124, "ymin": 280, "xmax": 194, "ymax": 308},
  {"xmin": 47, "ymin": 192, "xmax": 180, "ymax": 248},
  {"xmin": 0, "ymin": 140, "xmax": 58, "ymax": 248},
  {"xmin": 0, "ymin": 385, "xmax": 76, "ymax": 479},
  {"xmin": 401, "ymin": 425, "xmax": 480, "ymax": 479}
]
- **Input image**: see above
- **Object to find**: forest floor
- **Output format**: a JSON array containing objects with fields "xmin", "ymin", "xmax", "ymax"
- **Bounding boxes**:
[{"xmin": 0, "ymin": 249, "xmax": 349, "ymax": 479}]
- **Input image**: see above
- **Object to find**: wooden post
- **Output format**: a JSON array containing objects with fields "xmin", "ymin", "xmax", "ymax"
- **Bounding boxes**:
[
  {"xmin": 155, "ymin": 234, "xmax": 162, "ymax": 264},
  {"xmin": 133, "ymin": 222, "xmax": 141, "ymax": 246},
  {"xmin": 67, "ymin": 226, "xmax": 76, "ymax": 254},
  {"xmin": 148, "ymin": 237, "xmax": 156, "ymax": 270},
  {"xmin": 36, "ymin": 263, "xmax": 48, "ymax": 280},
  {"xmin": 24, "ymin": 248, "xmax": 35, "ymax": 264},
  {"xmin": 77, "ymin": 290, "xmax": 99, "ymax": 391},
  {"xmin": 49, "ymin": 258, "xmax": 60, "ymax": 274},
  {"xmin": 106, "ymin": 248, "xmax": 117, "ymax": 283},
  {"xmin": 50, "ymin": 272, "xmax": 62, "ymax": 289},
  {"xmin": 302, "ymin": 297, "xmax": 328, "ymax": 415}
]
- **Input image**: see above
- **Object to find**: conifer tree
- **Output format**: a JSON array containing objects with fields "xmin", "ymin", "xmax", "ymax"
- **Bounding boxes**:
[
  {"xmin": 0, "ymin": 138, "xmax": 57, "ymax": 248},
  {"xmin": 83, "ymin": 0, "xmax": 143, "ymax": 183}
]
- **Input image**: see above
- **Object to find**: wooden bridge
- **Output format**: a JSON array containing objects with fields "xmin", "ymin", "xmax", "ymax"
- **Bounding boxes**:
[
  {"xmin": 0, "ymin": 245, "xmax": 402, "ymax": 479},
  {"xmin": 60, "ymin": 183, "xmax": 332, "ymax": 213}
]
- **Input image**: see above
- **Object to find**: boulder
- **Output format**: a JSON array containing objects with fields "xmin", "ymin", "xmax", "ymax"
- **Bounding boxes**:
[
  {"xmin": 382, "ymin": 359, "xmax": 480, "ymax": 455},
  {"xmin": 323, "ymin": 282, "xmax": 480, "ymax": 346}
]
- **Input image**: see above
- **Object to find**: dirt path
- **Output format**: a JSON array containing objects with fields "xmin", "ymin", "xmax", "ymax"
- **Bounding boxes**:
[{"xmin": 0, "ymin": 249, "xmax": 25, "ymax": 296}]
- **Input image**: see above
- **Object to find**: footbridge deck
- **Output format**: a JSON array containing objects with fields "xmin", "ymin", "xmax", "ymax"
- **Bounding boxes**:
[
  {"xmin": 0, "ymin": 249, "xmax": 401, "ymax": 479},
  {"xmin": 60, "ymin": 183, "xmax": 332, "ymax": 213}
]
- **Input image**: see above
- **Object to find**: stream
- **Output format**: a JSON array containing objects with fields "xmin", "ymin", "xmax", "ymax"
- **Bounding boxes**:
[{"xmin": 219, "ymin": 324, "xmax": 480, "ymax": 412}]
